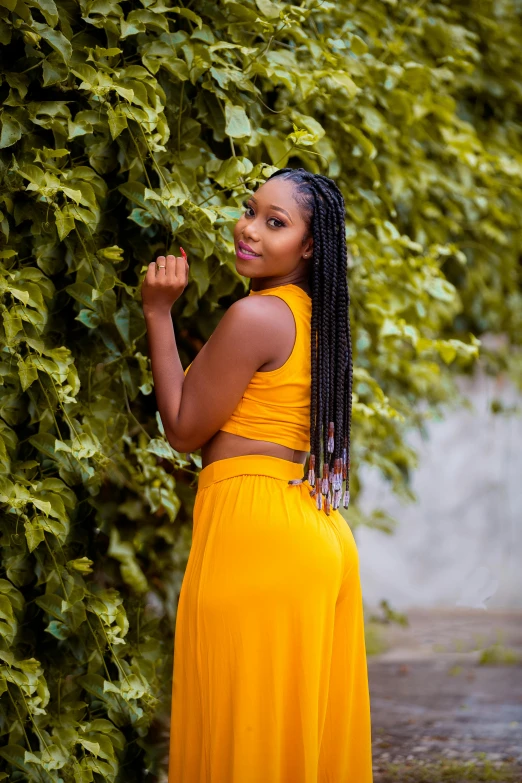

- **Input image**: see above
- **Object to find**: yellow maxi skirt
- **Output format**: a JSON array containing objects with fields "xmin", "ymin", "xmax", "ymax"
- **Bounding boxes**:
[{"xmin": 168, "ymin": 454, "xmax": 373, "ymax": 783}]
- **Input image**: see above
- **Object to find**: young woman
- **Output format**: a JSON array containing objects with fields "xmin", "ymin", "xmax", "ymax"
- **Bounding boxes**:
[{"xmin": 141, "ymin": 168, "xmax": 373, "ymax": 782}]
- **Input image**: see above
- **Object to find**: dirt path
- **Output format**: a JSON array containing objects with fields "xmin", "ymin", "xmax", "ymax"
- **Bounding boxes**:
[{"xmin": 368, "ymin": 608, "xmax": 522, "ymax": 781}]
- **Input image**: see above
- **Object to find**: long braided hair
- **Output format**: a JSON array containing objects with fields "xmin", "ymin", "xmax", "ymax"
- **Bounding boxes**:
[{"xmin": 266, "ymin": 167, "xmax": 353, "ymax": 515}]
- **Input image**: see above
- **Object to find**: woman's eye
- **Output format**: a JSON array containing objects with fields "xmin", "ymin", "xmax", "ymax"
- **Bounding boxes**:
[{"xmin": 241, "ymin": 201, "xmax": 284, "ymax": 227}]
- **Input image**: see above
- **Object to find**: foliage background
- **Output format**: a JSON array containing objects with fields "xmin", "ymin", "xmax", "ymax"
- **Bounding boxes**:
[{"xmin": 0, "ymin": 0, "xmax": 520, "ymax": 778}]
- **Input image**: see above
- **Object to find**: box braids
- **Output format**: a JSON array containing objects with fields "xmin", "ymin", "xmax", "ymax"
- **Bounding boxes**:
[{"xmin": 267, "ymin": 167, "xmax": 353, "ymax": 515}]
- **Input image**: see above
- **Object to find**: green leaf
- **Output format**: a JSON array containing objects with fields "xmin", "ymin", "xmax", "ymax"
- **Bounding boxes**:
[
  {"xmin": 0, "ymin": 113, "xmax": 22, "ymax": 149},
  {"xmin": 173, "ymin": 6, "xmax": 202, "ymax": 28},
  {"xmin": 55, "ymin": 206, "xmax": 75, "ymax": 240},
  {"xmin": 76, "ymin": 308, "xmax": 101, "ymax": 328},
  {"xmin": 214, "ymin": 156, "xmax": 252, "ymax": 188},
  {"xmin": 17, "ymin": 357, "xmax": 38, "ymax": 391},
  {"xmin": 146, "ymin": 438, "xmax": 175, "ymax": 459},
  {"xmin": 225, "ymin": 103, "xmax": 251, "ymax": 138},
  {"xmin": 32, "ymin": 22, "xmax": 72, "ymax": 63},
  {"xmin": 0, "ymin": 745, "xmax": 41, "ymax": 779},
  {"xmin": 330, "ymin": 71, "xmax": 359, "ymax": 98},
  {"xmin": 32, "ymin": 0, "xmax": 59, "ymax": 27},
  {"xmin": 35, "ymin": 594, "xmax": 65, "ymax": 621},
  {"xmin": 27, "ymin": 742, "xmax": 69, "ymax": 770},
  {"xmin": 28, "ymin": 433, "xmax": 56, "ymax": 459},
  {"xmin": 45, "ymin": 620, "xmax": 71, "ymax": 639},
  {"xmin": 67, "ymin": 557, "xmax": 94, "ymax": 574},
  {"xmin": 107, "ymin": 528, "xmax": 148, "ymax": 594},
  {"xmin": 77, "ymin": 739, "xmax": 101, "ymax": 756},
  {"xmin": 23, "ymin": 520, "xmax": 45, "ymax": 553},
  {"xmin": 425, "ymin": 277, "xmax": 456, "ymax": 302},
  {"xmin": 438, "ymin": 342, "xmax": 457, "ymax": 363},
  {"xmin": 107, "ymin": 105, "xmax": 127, "ymax": 139},
  {"xmin": 349, "ymin": 33, "xmax": 368, "ymax": 55},
  {"xmin": 42, "ymin": 55, "xmax": 68, "ymax": 86},
  {"xmin": 255, "ymin": 0, "xmax": 281, "ymax": 19}
]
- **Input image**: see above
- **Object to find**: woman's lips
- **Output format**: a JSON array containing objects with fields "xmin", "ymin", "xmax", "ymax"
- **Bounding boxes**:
[{"xmin": 237, "ymin": 241, "xmax": 261, "ymax": 260}]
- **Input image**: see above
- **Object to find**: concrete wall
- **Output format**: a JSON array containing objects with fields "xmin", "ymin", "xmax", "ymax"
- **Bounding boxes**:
[{"xmin": 356, "ymin": 363, "xmax": 522, "ymax": 611}]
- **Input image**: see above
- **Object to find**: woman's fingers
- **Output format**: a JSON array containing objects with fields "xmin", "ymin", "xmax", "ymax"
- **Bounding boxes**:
[
  {"xmin": 146, "ymin": 260, "xmax": 158, "ymax": 283},
  {"xmin": 164, "ymin": 254, "xmax": 187, "ymax": 281},
  {"xmin": 164, "ymin": 255, "xmax": 179, "ymax": 283},
  {"xmin": 146, "ymin": 252, "xmax": 188, "ymax": 286},
  {"xmin": 179, "ymin": 247, "xmax": 189, "ymax": 283}
]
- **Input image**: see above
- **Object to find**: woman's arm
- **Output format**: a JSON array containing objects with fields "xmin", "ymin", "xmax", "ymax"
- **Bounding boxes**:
[
  {"xmin": 141, "ymin": 252, "xmax": 189, "ymax": 445},
  {"xmin": 143, "ymin": 308, "xmax": 184, "ymax": 445},
  {"xmin": 141, "ymin": 250, "xmax": 292, "ymax": 454}
]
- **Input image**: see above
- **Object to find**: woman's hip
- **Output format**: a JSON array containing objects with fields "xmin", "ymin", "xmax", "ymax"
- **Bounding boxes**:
[{"xmin": 187, "ymin": 455, "xmax": 348, "ymax": 603}]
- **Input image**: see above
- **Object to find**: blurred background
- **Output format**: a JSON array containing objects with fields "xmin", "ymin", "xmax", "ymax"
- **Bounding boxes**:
[
  {"xmin": 359, "ymin": 358, "xmax": 521, "ymax": 612},
  {"xmin": 359, "ymin": 353, "xmax": 522, "ymax": 781}
]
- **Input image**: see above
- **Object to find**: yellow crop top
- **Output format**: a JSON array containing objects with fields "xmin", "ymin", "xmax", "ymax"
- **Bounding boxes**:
[{"xmin": 183, "ymin": 283, "xmax": 312, "ymax": 452}]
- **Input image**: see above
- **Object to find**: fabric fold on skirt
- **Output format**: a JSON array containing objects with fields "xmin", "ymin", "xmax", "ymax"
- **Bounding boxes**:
[{"xmin": 169, "ymin": 454, "xmax": 373, "ymax": 783}]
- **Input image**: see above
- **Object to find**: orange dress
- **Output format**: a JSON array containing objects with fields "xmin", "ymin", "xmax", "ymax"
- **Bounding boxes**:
[{"xmin": 169, "ymin": 283, "xmax": 373, "ymax": 782}]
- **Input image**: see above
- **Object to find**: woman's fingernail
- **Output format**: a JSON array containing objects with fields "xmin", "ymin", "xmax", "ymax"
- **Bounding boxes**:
[{"xmin": 180, "ymin": 247, "xmax": 187, "ymax": 260}]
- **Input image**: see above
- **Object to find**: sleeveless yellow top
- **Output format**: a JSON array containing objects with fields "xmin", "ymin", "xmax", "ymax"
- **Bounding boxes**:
[{"xmin": 183, "ymin": 283, "xmax": 312, "ymax": 452}]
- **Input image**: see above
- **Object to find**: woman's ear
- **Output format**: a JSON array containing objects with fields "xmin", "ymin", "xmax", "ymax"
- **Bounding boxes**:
[{"xmin": 302, "ymin": 237, "xmax": 313, "ymax": 259}]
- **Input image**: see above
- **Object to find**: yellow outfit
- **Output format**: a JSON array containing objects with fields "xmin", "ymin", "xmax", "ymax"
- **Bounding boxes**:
[{"xmin": 169, "ymin": 284, "xmax": 373, "ymax": 782}]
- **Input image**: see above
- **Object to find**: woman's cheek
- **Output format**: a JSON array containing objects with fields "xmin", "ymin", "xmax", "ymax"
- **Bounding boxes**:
[{"xmin": 274, "ymin": 233, "xmax": 295, "ymax": 257}]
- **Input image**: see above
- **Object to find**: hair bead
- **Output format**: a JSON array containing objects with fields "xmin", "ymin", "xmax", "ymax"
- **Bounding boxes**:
[
  {"xmin": 308, "ymin": 454, "xmax": 316, "ymax": 485},
  {"xmin": 333, "ymin": 458, "xmax": 342, "ymax": 491},
  {"xmin": 343, "ymin": 489, "xmax": 350, "ymax": 509},
  {"xmin": 315, "ymin": 477, "xmax": 322, "ymax": 510},
  {"xmin": 321, "ymin": 464, "xmax": 329, "ymax": 495},
  {"xmin": 327, "ymin": 421, "xmax": 334, "ymax": 453},
  {"xmin": 333, "ymin": 487, "xmax": 342, "ymax": 510}
]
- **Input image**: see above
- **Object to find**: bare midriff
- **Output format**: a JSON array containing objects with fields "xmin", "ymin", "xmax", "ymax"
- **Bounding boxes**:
[{"xmin": 201, "ymin": 430, "xmax": 308, "ymax": 469}]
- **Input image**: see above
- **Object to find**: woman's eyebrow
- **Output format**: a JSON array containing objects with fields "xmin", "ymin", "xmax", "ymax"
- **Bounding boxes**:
[
  {"xmin": 270, "ymin": 205, "xmax": 292, "ymax": 222},
  {"xmin": 249, "ymin": 195, "xmax": 293, "ymax": 222}
]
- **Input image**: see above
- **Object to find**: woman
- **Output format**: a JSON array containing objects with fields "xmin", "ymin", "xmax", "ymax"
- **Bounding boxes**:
[{"xmin": 141, "ymin": 168, "xmax": 373, "ymax": 782}]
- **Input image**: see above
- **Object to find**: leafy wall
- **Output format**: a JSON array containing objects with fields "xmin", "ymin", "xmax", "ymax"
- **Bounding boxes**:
[{"xmin": 0, "ymin": 0, "xmax": 520, "ymax": 778}]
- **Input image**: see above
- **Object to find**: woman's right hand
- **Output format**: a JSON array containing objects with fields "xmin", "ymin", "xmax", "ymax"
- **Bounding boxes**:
[{"xmin": 141, "ymin": 248, "xmax": 189, "ymax": 317}]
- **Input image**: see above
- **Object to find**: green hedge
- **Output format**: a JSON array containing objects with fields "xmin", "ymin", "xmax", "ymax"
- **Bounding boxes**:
[{"xmin": 0, "ymin": 0, "xmax": 520, "ymax": 779}]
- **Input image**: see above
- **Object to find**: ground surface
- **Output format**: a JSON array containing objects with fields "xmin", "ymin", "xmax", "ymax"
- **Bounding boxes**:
[{"xmin": 368, "ymin": 608, "xmax": 522, "ymax": 782}]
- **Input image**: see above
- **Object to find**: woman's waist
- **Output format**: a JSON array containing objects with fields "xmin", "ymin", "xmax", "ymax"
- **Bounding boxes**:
[
  {"xmin": 201, "ymin": 430, "xmax": 308, "ymax": 469},
  {"xmin": 198, "ymin": 450, "xmax": 307, "ymax": 490}
]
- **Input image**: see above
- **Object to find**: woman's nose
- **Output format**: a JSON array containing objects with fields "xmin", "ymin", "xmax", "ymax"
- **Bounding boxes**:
[
  {"xmin": 242, "ymin": 222, "xmax": 260, "ymax": 241},
  {"xmin": 243, "ymin": 217, "xmax": 259, "ymax": 239}
]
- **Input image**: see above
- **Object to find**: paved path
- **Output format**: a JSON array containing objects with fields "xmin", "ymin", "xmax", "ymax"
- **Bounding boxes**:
[{"xmin": 368, "ymin": 608, "xmax": 522, "ymax": 780}]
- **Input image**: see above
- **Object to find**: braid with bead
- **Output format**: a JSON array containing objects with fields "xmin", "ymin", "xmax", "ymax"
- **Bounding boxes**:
[{"xmin": 266, "ymin": 167, "xmax": 353, "ymax": 514}]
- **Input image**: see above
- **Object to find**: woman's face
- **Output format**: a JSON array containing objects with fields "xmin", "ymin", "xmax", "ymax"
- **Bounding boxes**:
[{"xmin": 233, "ymin": 177, "xmax": 313, "ymax": 283}]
